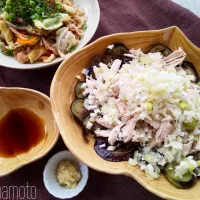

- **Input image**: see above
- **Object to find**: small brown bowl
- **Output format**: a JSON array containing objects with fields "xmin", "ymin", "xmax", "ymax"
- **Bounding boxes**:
[
  {"xmin": 50, "ymin": 26, "xmax": 200, "ymax": 200},
  {"xmin": 0, "ymin": 87, "xmax": 59, "ymax": 176}
]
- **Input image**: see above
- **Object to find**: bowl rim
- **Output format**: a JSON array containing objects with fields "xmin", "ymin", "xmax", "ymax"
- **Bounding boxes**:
[
  {"xmin": 0, "ymin": 87, "xmax": 60, "ymax": 177},
  {"xmin": 50, "ymin": 26, "xmax": 200, "ymax": 200},
  {"xmin": 0, "ymin": 0, "xmax": 100, "ymax": 70}
]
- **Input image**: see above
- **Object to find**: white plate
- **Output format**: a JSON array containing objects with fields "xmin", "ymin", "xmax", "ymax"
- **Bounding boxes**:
[{"xmin": 0, "ymin": 0, "xmax": 100, "ymax": 70}]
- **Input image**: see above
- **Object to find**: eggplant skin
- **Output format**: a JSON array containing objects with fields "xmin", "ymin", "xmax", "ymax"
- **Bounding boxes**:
[
  {"xmin": 70, "ymin": 99, "xmax": 89, "ymax": 122},
  {"xmin": 148, "ymin": 44, "xmax": 172, "ymax": 57},
  {"xmin": 89, "ymin": 56, "xmax": 102, "ymax": 67},
  {"xmin": 94, "ymin": 138, "xmax": 135, "ymax": 162},
  {"xmin": 105, "ymin": 43, "xmax": 129, "ymax": 57},
  {"xmin": 164, "ymin": 171, "xmax": 197, "ymax": 189},
  {"xmin": 75, "ymin": 82, "xmax": 85, "ymax": 99},
  {"xmin": 181, "ymin": 61, "xmax": 198, "ymax": 83}
]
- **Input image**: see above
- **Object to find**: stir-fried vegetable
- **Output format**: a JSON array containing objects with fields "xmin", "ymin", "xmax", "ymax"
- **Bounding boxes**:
[
  {"xmin": 0, "ymin": 41, "xmax": 13, "ymax": 56},
  {"xmin": 0, "ymin": 20, "xmax": 13, "ymax": 46},
  {"xmin": 17, "ymin": 36, "xmax": 39, "ymax": 45},
  {"xmin": 28, "ymin": 46, "xmax": 47, "ymax": 63},
  {"xmin": 34, "ymin": 16, "xmax": 63, "ymax": 30},
  {"xmin": 0, "ymin": 0, "xmax": 87, "ymax": 64}
]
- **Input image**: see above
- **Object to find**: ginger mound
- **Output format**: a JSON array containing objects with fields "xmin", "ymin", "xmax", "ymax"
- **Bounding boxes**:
[{"xmin": 56, "ymin": 160, "xmax": 82, "ymax": 189}]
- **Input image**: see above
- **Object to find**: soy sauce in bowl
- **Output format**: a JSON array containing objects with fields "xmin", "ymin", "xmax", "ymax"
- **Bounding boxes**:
[{"xmin": 0, "ymin": 108, "xmax": 46, "ymax": 158}]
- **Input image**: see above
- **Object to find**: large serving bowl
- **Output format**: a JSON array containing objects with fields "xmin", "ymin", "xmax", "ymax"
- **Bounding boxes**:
[
  {"xmin": 0, "ymin": 0, "xmax": 100, "ymax": 70},
  {"xmin": 50, "ymin": 26, "xmax": 200, "ymax": 200}
]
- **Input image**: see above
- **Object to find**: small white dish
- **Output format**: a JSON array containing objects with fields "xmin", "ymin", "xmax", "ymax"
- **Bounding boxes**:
[
  {"xmin": 0, "ymin": 0, "xmax": 100, "ymax": 70},
  {"xmin": 43, "ymin": 150, "xmax": 89, "ymax": 199}
]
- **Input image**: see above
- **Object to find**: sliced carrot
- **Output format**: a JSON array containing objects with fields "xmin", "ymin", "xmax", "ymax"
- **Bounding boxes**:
[{"xmin": 17, "ymin": 36, "xmax": 39, "ymax": 45}]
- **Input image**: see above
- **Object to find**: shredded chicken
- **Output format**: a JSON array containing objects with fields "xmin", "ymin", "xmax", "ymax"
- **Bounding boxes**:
[
  {"xmin": 96, "ymin": 117, "xmax": 114, "ymax": 129},
  {"xmin": 182, "ymin": 141, "xmax": 193, "ymax": 156},
  {"xmin": 95, "ymin": 129, "xmax": 111, "ymax": 137},
  {"xmin": 163, "ymin": 47, "xmax": 186, "ymax": 68},
  {"xmin": 108, "ymin": 124, "xmax": 124, "ymax": 145},
  {"xmin": 116, "ymin": 100, "xmax": 126, "ymax": 115},
  {"xmin": 155, "ymin": 121, "xmax": 173, "ymax": 143}
]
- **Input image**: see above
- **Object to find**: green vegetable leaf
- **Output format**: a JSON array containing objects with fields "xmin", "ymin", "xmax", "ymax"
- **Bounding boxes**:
[
  {"xmin": 0, "ymin": 41, "xmax": 14, "ymax": 57},
  {"xmin": 2, "ymin": 49, "xmax": 14, "ymax": 56}
]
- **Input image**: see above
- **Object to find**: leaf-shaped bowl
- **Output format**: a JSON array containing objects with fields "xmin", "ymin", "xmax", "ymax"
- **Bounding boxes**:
[
  {"xmin": 0, "ymin": 87, "xmax": 59, "ymax": 176},
  {"xmin": 50, "ymin": 26, "xmax": 200, "ymax": 200}
]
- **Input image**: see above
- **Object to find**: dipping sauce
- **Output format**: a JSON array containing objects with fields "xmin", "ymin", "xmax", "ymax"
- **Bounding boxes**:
[{"xmin": 0, "ymin": 108, "xmax": 46, "ymax": 158}]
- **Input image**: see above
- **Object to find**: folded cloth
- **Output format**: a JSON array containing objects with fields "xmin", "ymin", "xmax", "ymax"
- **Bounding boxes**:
[{"xmin": 0, "ymin": 0, "xmax": 200, "ymax": 199}]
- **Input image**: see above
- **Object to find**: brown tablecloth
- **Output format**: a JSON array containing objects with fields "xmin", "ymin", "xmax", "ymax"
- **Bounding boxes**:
[{"xmin": 1, "ymin": 0, "xmax": 200, "ymax": 200}]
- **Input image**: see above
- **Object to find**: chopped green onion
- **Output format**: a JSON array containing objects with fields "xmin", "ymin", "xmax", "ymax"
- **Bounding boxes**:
[
  {"xmin": 56, "ymin": 3, "xmax": 63, "ymax": 12},
  {"xmin": 178, "ymin": 102, "xmax": 188, "ymax": 109},
  {"xmin": 139, "ymin": 77, "xmax": 145, "ymax": 82},
  {"xmin": 128, "ymin": 158, "xmax": 138, "ymax": 166},
  {"xmin": 183, "ymin": 118, "xmax": 197, "ymax": 131},
  {"xmin": 146, "ymin": 102, "xmax": 153, "ymax": 111},
  {"xmin": 97, "ymin": 68, "xmax": 103, "ymax": 73},
  {"xmin": 82, "ymin": 23, "xmax": 87, "ymax": 31},
  {"xmin": 1, "ymin": 0, "xmax": 61, "ymax": 23},
  {"xmin": 27, "ymin": 35, "xmax": 34, "ymax": 39},
  {"xmin": 70, "ymin": 45, "xmax": 77, "ymax": 52},
  {"xmin": 194, "ymin": 136, "xmax": 199, "ymax": 142},
  {"xmin": 0, "ymin": 0, "xmax": 6, "ymax": 12},
  {"xmin": 145, "ymin": 153, "xmax": 159, "ymax": 164},
  {"xmin": 188, "ymin": 164, "xmax": 195, "ymax": 172},
  {"xmin": 134, "ymin": 150, "xmax": 138, "ymax": 159}
]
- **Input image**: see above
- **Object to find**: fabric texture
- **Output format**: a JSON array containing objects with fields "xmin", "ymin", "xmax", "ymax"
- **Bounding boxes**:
[{"xmin": 0, "ymin": 0, "xmax": 200, "ymax": 199}]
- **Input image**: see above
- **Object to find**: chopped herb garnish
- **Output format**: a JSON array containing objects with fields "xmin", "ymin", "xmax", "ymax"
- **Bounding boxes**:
[
  {"xmin": 0, "ymin": 0, "xmax": 6, "ymax": 12},
  {"xmin": 82, "ymin": 23, "xmax": 87, "ymax": 31},
  {"xmin": 1, "ymin": 0, "xmax": 63, "ymax": 23},
  {"xmin": 27, "ymin": 35, "xmax": 34, "ymax": 39},
  {"xmin": 56, "ymin": 3, "xmax": 63, "ymax": 12},
  {"xmin": 70, "ymin": 45, "xmax": 77, "ymax": 52}
]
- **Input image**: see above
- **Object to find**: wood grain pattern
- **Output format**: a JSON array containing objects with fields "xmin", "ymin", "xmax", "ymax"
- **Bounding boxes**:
[
  {"xmin": 50, "ymin": 26, "xmax": 200, "ymax": 200},
  {"xmin": 0, "ymin": 87, "xmax": 59, "ymax": 176}
]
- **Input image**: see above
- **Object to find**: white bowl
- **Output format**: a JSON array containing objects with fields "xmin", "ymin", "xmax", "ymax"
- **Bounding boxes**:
[
  {"xmin": 43, "ymin": 150, "xmax": 89, "ymax": 199},
  {"xmin": 0, "ymin": 0, "xmax": 100, "ymax": 70}
]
